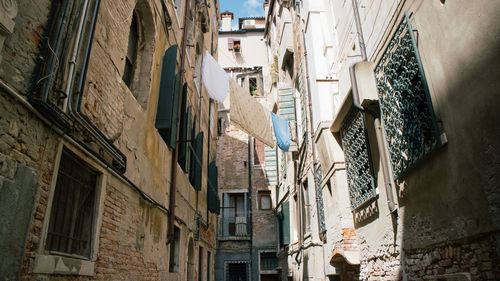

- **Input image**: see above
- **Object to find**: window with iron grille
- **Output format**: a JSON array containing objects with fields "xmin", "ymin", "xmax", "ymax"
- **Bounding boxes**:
[
  {"xmin": 45, "ymin": 149, "xmax": 98, "ymax": 258},
  {"xmin": 314, "ymin": 164, "xmax": 326, "ymax": 235},
  {"xmin": 226, "ymin": 262, "xmax": 248, "ymax": 281},
  {"xmin": 260, "ymin": 252, "xmax": 278, "ymax": 271},
  {"xmin": 341, "ymin": 108, "xmax": 376, "ymax": 210},
  {"xmin": 374, "ymin": 15, "xmax": 441, "ymax": 179}
]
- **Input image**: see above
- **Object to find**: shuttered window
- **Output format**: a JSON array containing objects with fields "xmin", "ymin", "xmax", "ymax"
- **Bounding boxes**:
[
  {"xmin": 207, "ymin": 161, "xmax": 220, "ymax": 214},
  {"xmin": 278, "ymin": 201, "xmax": 290, "ymax": 247},
  {"xmin": 156, "ymin": 45, "xmax": 181, "ymax": 149},
  {"xmin": 45, "ymin": 149, "xmax": 98, "ymax": 258},
  {"xmin": 178, "ymin": 84, "xmax": 191, "ymax": 172},
  {"xmin": 190, "ymin": 131, "xmax": 204, "ymax": 191}
]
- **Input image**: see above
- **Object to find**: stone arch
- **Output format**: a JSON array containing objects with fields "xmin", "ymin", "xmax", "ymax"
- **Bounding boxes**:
[
  {"xmin": 186, "ymin": 237, "xmax": 195, "ymax": 281},
  {"xmin": 126, "ymin": 0, "xmax": 156, "ymax": 109}
]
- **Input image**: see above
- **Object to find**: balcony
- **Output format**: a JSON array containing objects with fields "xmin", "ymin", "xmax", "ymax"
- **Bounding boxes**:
[{"xmin": 219, "ymin": 207, "xmax": 249, "ymax": 240}]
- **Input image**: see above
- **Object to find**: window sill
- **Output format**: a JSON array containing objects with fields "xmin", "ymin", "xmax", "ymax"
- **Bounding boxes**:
[{"xmin": 32, "ymin": 254, "xmax": 95, "ymax": 276}]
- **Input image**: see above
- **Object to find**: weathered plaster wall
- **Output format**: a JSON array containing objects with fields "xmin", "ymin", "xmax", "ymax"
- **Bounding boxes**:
[{"xmin": 0, "ymin": 0, "xmax": 220, "ymax": 280}]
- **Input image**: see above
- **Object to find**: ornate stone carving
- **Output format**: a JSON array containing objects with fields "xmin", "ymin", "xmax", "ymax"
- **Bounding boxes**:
[{"xmin": 1, "ymin": 0, "xmax": 18, "ymax": 19}]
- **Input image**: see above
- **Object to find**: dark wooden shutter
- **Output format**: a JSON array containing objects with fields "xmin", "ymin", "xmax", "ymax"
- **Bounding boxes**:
[
  {"xmin": 207, "ymin": 161, "xmax": 220, "ymax": 214},
  {"xmin": 155, "ymin": 45, "xmax": 181, "ymax": 149},
  {"xmin": 178, "ymin": 84, "xmax": 191, "ymax": 172},
  {"xmin": 192, "ymin": 132, "xmax": 204, "ymax": 191},
  {"xmin": 280, "ymin": 201, "xmax": 290, "ymax": 246}
]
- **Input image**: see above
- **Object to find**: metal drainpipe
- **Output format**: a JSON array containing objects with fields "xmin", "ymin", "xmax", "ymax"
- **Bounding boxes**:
[
  {"xmin": 66, "ymin": 0, "xmax": 125, "ymax": 164},
  {"xmin": 63, "ymin": 0, "xmax": 90, "ymax": 112},
  {"xmin": 351, "ymin": 0, "xmax": 396, "ymax": 213},
  {"xmin": 168, "ymin": 0, "xmax": 191, "ymax": 242},
  {"xmin": 247, "ymin": 135, "xmax": 254, "ymax": 278},
  {"xmin": 374, "ymin": 118, "xmax": 397, "ymax": 213}
]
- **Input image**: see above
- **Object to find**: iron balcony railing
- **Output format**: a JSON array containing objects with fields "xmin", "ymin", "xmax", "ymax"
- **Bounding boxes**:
[{"xmin": 219, "ymin": 207, "xmax": 249, "ymax": 237}]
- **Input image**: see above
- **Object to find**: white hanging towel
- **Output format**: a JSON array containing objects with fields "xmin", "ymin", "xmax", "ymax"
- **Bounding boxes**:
[
  {"xmin": 202, "ymin": 51, "xmax": 229, "ymax": 102},
  {"xmin": 229, "ymin": 79, "xmax": 275, "ymax": 148}
]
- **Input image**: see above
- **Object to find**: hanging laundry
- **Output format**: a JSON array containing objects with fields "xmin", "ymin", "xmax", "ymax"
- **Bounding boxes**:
[
  {"xmin": 202, "ymin": 51, "xmax": 229, "ymax": 102},
  {"xmin": 229, "ymin": 79, "xmax": 275, "ymax": 147},
  {"xmin": 271, "ymin": 113, "xmax": 291, "ymax": 152}
]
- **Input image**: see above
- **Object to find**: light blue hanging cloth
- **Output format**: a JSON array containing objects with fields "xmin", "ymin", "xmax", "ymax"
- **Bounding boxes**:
[{"xmin": 271, "ymin": 113, "xmax": 291, "ymax": 152}]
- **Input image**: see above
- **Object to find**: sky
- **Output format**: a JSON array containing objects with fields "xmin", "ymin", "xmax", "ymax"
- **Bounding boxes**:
[{"xmin": 220, "ymin": 0, "xmax": 265, "ymax": 28}]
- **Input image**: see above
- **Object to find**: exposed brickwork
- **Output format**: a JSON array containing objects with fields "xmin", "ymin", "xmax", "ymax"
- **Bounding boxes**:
[
  {"xmin": 1, "ymin": 0, "xmax": 219, "ymax": 280},
  {"xmin": 404, "ymin": 233, "xmax": 500, "ymax": 281}
]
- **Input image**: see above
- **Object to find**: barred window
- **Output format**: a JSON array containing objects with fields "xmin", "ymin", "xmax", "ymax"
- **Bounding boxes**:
[
  {"xmin": 45, "ymin": 149, "xmax": 98, "ymax": 258},
  {"xmin": 341, "ymin": 108, "xmax": 376, "ymax": 210},
  {"xmin": 260, "ymin": 252, "xmax": 278, "ymax": 271},
  {"xmin": 374, "ymin": 16, "xmax": 441, "ymax": 179}
]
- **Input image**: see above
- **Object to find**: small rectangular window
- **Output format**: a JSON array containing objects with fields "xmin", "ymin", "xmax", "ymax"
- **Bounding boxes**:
[
  {"xmin": 217, "ymin": 117, "xmax": 223, "ymax": 136},
  {"xmin": 260, "ymin": 252, "xmax": 277, "ymax": 271},
  {"xmin": 226, "ymin": 263, "xmax": 248, "ymax": 281},
  {"xmin": 233, "ymin": 40, "xmax": 241, "ymax": 52},
  {"xmin": 258, "ymin": 190, "xmax": 272, "ymax": 210},
  {"xmin": 169, "ymin": 226, "xmax": 181, "ymax": 272},
  {"xmin": 45, "ymin": 149, "xmax": 98, "ymax": 258},
  {"xmin": 249, "ymin": 77, "xmax": 257, "ymax": 96}
]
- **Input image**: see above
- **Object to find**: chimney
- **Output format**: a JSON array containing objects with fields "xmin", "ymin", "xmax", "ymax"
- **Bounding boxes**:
[{"xmin": 220, "ymin": 10, "xmax": 234, "ymax": 31}]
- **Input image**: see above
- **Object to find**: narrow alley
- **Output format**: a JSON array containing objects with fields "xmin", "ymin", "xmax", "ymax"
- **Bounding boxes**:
[{"xmin": 0, "ymin": 0, "xmax": 499, "ymax": 281}]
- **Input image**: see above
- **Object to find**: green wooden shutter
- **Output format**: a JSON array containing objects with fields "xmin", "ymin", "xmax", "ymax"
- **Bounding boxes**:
[
  {"xmin": 192, "ymin": 132, "xmax": 204, "ymax": 191},
  {"xmin": 184, "ymin": 109, "xmax": 192, "ymax": 173},
  {"xmin": 207, "ymin": 161, "xmax": 220, "ymax": 214},
  {"xmin": 178, "ymin": 95, "xmax": 191, "ymax": 172},
  {"xmin": 280, "ymin": 201, "xmax": 290, "ymax": 246},
  {"xmin": 155, "ymin": 45, "xmax": 181, "ymax": 149}
]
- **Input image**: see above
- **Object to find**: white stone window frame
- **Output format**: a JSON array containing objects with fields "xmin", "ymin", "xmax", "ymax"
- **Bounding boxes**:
[
  {"xmin": 256, "ymin": 189, "xmax": 273, "ymax": 211},
  {"xmin": 32, "ymin": 142, "xmax": 107, "ymax": 276}
]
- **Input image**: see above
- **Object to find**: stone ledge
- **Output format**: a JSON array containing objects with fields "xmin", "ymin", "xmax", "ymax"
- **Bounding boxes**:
[{"xmin": 32, "ymin": 254, "xmax": 95, "ymax": 276}]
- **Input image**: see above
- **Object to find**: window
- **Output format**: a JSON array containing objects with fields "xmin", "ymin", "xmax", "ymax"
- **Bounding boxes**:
[
  {"xmin": 249, "ymin": 77, "xmax": 257, "ymax": 96},
  {"xmin": 123, "ymin": 14, "xmax": 139, "ymax": 88},
  {"xmin": 278, "ymin": 201, "xmax": 290, "ymax": 247},
  {"xmin": 178, "ymin": 84, "xmax": 191, "ymax": 172},
  {"xmin": 45, "ymin": 149, "xmax": 98, "ymax": 258},
  {"xmin": 169, "ymin": 226, "xmax": 181, "ymax": 272},
  {"xmin": 374, "ymin": 16, "xmax": 442, "ymax": 179},
  {"xmin": 301, "ymin": 180, "xmax": 310, "ymax": 235},
  {"xmin": 244, "ymin": 19, "xmax": 256, "ymax": 26},
  {"xmin": 260, "ymin": 252, "xmax": 278, "ymax": 271},
  {"xmin": 233, "ymin": 40, "xmax": 241, "ymax": 52},
  {"xmin": 221, "ymin": 193, "xmax": 248, "ymax": 236},
  {"xmin": 258, "ymin": 190, "xmax": 272, "ymax": 210},
  {"xmin": 217, "ymin": 117, "xmax": 223, "ymax": 136},
  {"xmin": 122, "ymin": 0, "xmax": 156, "ymax": 108},
  {"xmin": 341, "ymin": 108, "xmax": 376, "ymax": 210},
  {"xmin": 156, "ymin": 45, "xmax": 181, "ymax": 149},
  {"xmin": 226, "ymin": 262, "xmax": 248, "ymax": 281}
]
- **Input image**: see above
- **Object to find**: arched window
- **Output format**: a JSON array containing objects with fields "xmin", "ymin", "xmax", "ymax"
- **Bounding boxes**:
[{"xmin": 122, "ymin": 0, "xmax": 156, "ymax": 109}]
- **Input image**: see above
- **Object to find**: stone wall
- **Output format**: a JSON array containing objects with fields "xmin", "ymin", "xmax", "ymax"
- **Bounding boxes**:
[
  {"xmin": 404, "ymin": 233, "xmax": 499, "ymax": 281},
  {"xmin": 0, "ymin": 0, "xmax": 220, "ymax": 280}
]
